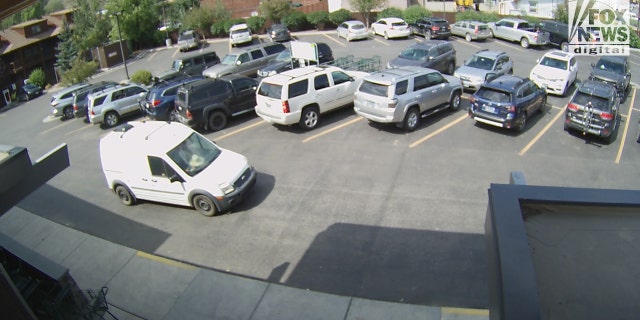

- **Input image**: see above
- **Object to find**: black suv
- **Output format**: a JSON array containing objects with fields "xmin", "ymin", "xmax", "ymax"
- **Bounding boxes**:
[
  {"xmin": 469, "ymin": 75, "xmax": 547, "ymax": 132},
  {"xmin": 257, "ymin": 43, "xmax": 334, "ymax": 78},
  {"xmin": 409, "ymin": 17, "xmax": 451, "ymax": 40},
  {"xmin": 387, "ymin": 40, "xmax": 456, "ymax": 75},
  {"xmin": 539, "ymin": 20, "xmax": 569, "ymax": 51},
  {"xmin": 588, "ymin": 56, "xmax": 631, "ymax": 99},
  {"xmin": 173, "ymin": 75, "xmax": 258, "ymax": 131},
  {"xmin": 564, "ymin": 80, "xmax": 620, "ymax": 143}
]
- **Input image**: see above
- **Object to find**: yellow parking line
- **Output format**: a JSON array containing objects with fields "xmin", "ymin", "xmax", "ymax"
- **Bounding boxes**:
[
  {"xmin": 615, "ymin": 87, "xmax": 637, "ymax": 164},
  {"xmin": 372, "ymin": 37, "xmax": 391, "ymax": 46},
  {"xmin": 65, "ymin": 123, "xmax": 92, "ymax": 136},
  {"xmin": 442, "ymin": 307, "xmax": 489, "ymax": 316},
  {"xmin": 518, "ymin": 105, "xmax": 565, "ymax": 156},
  {"xmin": 40, "ymin": 121, "xmax": 70, "ymax": 135},
  {"xmin": 147, "ymin": 51, "xmax": 158, "ymax": 61},
  {"xmin": 456, "ymin": 39, "xmax": 482, "ymax": 49},
  {"xmin": 214, "ymin": 120, "xmax": 265, "ymax": 141},
  {"xmin": 491, "ymin": 39, "xmax": 525, "ymax": 53},
  {"xmin": 302, "ymin": 117, "xmax": 362, "ymax": 143},
  {"xmin": 409, "ymin": 113, "xmax": 468, "ymax": 148},
  {"xmin": 323, "ymin": 33, "xmax": 346, "ymax": 47},
  {"xmin": 136, "ymin": 251, "xmax": 196, "ymax": 270}
]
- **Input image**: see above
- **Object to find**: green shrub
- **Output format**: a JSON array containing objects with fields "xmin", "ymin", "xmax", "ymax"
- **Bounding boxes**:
[
  {"xmin": 403, "ymin": 5, "xmax": 431, "ymax": 24},
  {"xmin": 246, "ymin": 16, "xmax": 266, "ymax": 33},
  {"xmin": 377, "ymin": 7, "xmax": 404, "ymax": 19},
  {"xmin": 630, "ymin": 30, "xmax": 640, "ymax": 49},
  {"xmin": 210, "ymin": 21, "xmax": 227, "ymax": 37},
  {"xmin": 131, "ymin": 70, "xmax": 153, "ymax": 85},
  {"xmin": 28, "ymin": 68, "xmax": 46, "ymax": 88},
  {"xmin": 282, "ymin": 11, "xmax": 308, "ymax": 31},
  {"xmin": 455, "ymin": 11, "xmax": 501, "ymax": 23},
  {"xmin": 61, "ymin": 59, "xmax": 98, "ymax": 86},
  {"xmin": 329, "ymin": 8, "xmax": 352, "ymax": 26},
  {"xmin": 307, "ymin": 11, "xmax": 329, "ymax": 30}
]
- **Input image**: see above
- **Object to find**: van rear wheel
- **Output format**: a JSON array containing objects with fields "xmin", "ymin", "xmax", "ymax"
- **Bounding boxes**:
[
  {"xmin": 115, "ymin": 185, "xmax": 136, "ymax": 206},
  {"xmin": 193, "ymin": 195, "xmax": 218, "ymax": 217},
  {"xmin": 208, "ymin": 111, "xmax": 227, "ymax": 131}
]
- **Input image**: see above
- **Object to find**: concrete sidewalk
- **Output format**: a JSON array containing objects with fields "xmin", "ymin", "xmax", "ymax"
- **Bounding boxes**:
[{"xmin": 0, "ymin": 206, "xmax": 489, "ymax": 320}]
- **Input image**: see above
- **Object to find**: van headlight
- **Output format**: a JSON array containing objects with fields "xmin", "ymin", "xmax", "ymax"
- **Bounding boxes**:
[{"xmin": 219, "ymin": 182, "xmax": 235, "ymax": 195}]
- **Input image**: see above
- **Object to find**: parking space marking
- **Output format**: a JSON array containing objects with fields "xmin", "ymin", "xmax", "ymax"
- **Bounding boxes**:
[
  {"xmin": 65, "ymin": 123, "xmax": 93, "ymax": 136},
  {"xmin": 147, "ymin": 51, "xmax": 158, "ymax": 61},
  {"xmin": 518, "ymin": 105, "xmax": 565, "ymax": 156},
  {"xmin": 372, "ymin": 37, "xmax": 391, "ymax": 46},
  {"xmin": 136, "ymin": 251, "xmax": 196, "ymax": 270},
  {"xmin": 214, "ymin": 119, "xmax": 266, "ymax": 141},
  {"xmin": 172, "ymin": 49, "xmax": 178, "ymax": 58},
  {"xmin": 549, "ymin": 104, "xmax": 564, "ymax": 110},
  {"xmin": 630, "ymin": 60, "xmax": 640, "ymax": 67},
  {"xmin": 615, "ymin": 87, "xmax": 637, "ymax": 164},
  {"xmin": 323, "ymin": 33, "xmax": 346, "ymax": 47},
  {"xmin": 409, "ymin": 113, "xmax": 468, "ymax": 148},
  {"xmin": 302, "ymin": 117, "xmax": 362, "ymax": 143},
  {"xmin": 40, "ymin": 121, "xmax": 71, "ymax": 135},
  {"xmin": 491, "ymin": 40, "xmax": 525, "ymax": 53},
  {"xmin": 455, "ymin": 39, "xmax": 482, "ymax": 50}
]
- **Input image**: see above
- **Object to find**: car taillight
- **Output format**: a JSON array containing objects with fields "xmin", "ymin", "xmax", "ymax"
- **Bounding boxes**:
[
  {"xmin": 534, "ymin": 34, "xmax": 538, "ymax": 41},
  {"xmin": 282, "ymin": 100, "xmax": 290, "ymax": 113},
  {"xmin": 474, "ymin": 26, "xmax": 479, "ymax": 34},
  {"xmin": 151, "ymin": 100, "xmax": 161, "ymax": 108},
  {"xmin": 73, "ymin": 104, "xmax": 78, "ymax": 111},
  {"xmin": 600, "ymin": 112, "xmax": 613, "ymax": 120},
  {"xmin": 506, "ymin": 105, "xmax": 516, "ymax": 112},
  {"xmin": 90, "ymin": 110, "xmax": 95, "ymax": 115},
  {"xmin": 567, "ymin": 103, "xmax": 579, "ymax": 111},
  {"xmin": 470, "ymin": 96, "xmax": 476, "ymax": 104},
  {"xmin": 433, "ymin": 26, "xmax": 440, "ymax": 31},
  {"xmin": 186, "ymin": 110, "xmax": 192, "ymax": 119},
  {"xmin": 388, "ymin": 98, "xmax": 398, "ymax": 109}
]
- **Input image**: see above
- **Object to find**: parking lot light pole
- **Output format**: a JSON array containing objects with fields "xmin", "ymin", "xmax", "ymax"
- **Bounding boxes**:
[{"xmin": 113, "ymin": 12, "xmax": 129, "ymax": 79}]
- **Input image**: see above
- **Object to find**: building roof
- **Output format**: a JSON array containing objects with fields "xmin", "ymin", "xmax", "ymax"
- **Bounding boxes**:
[{"xmin": 0, "ymin": 11, "xmax": 70, "ymax": 55}]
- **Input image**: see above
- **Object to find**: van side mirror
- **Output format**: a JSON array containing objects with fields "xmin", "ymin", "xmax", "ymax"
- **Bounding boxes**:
[{"xmin": 169, "ymin": 174, "xmax": 184, "ymax": 183}]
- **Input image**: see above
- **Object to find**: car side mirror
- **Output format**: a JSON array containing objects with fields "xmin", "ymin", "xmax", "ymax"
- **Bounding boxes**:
[
  {"xmin": 485, "ymin": 73, "xmax": 498, "ymax": 82},
  {"xmin": 591, "ymin": 63, "xmax": 595, "ymax": 68},
  {"xmin": 236, "ymin": 60, "xmax": 242, "ymax": 66},
  {"xmin": 428, "ymin": 56, "xmax": 435, "ymax": 61},
  {"xmin": 536, "ymin": 59, "xmax": 540, "ymax": 63}
]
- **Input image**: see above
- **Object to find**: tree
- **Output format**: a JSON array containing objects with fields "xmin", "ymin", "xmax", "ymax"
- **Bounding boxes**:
[
  {"xmin": 55, "ymin": 24, "xmax": 79, "ymax": 73},
  {"xmin": 44, "ymin": 0, "xmax": 66, "ymax": 14},
  {"xmin": 403, "ymin": 5, "xmax": 431, "ymax": 24},
  {"xmin": 28, "ymin": 68, "xmax": 47, "ymax": 88},
  {"xmin": 281, "ymin": 11, "xmax": 308, "ymax": 31},
  {"xmin": 553, "ymin": 3, "xmax": 569, "ymax": 24},
  {"xmin": 349, "ymin": 0, "xmax": 386, "ymax": 27},
  {"xmin": 105, "ymin": 0, "xmax": 161, "ymax": 49},
  {"xmin": 183, "ymin": 6, "xmax": 216, "ymax": 38},
  {"xmin": 246, "ymin": 16, "xmax": 266, "ymax": 33},
  {"xmin": 71, "ymin": 0, "xmax": 111, "ymax": 52},
  {"xmin": 259, "ymin": 0, "xmax": 293, "ymax": 24},
  {"xmin": 329, "ymin": 9, "xmax": 352, "ymax": 26},
  {"xmin": 307, "ymin": 11, "xmax": 330, "ymax": 30}
]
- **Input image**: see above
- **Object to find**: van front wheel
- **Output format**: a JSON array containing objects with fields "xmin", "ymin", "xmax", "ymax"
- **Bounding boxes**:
[
  {"xmin": 193, "ymin": 195, "xmax": 218, "ymax": 217},
  {"xmin": 115, "ymin": 185, "xmax": 136, "ymax": 206}
]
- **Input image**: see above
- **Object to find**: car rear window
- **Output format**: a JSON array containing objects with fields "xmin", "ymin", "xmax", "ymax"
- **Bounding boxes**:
[
  {"xmin": 351, "ymin": 24, "xmax": 365, "ymax": 30},
  {"xmin": 477, "ymin": 25, "xmax": 488, "ymax": 30},
  {"xmin": 258, "ymin": 82, "xmax": 282, "ymax": 99},
  {"xmin": 572, "ymin": 92, "xmax": 609, "ymax": 111},
  {"xmin": 476, "ymin": 88, "xmax": 511, "ymax": 103},
  {"xmin": 359, "ymin": 80, "xmax": 390, "ymax": 97},
  {"xmin": 392, "ymin": 22, "xmax": 407, "ymax": 27}
]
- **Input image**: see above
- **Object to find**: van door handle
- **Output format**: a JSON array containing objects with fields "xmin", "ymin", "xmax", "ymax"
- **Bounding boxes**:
[
  {"xmin": 151, "ymin": 179, "xmax": 158, "ymax": 182},
  {"xmin": 142, "ymin": 178, "xmax": 148, "ymax": 181}
]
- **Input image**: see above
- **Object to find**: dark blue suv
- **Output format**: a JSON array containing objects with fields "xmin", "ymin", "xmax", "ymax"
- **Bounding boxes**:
[
  {"xmin": 141, "ymin": 76, "xmax": 204, "ymax": 121},
  {"xmin": 469, "ymin": 75, "xmax": 546, "ymax": 132}
]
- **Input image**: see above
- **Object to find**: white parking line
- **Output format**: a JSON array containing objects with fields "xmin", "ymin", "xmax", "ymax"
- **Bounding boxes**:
[
  {"xmin": 40, "ymin": 121, "xmax": 71, "ymax": 135},
  {"xmin": 518, "ymin": 105, "xmax": 565, "ymax": 156},
  {"xmin": 615, "ymin": 87, "xmax": 637, "ymax": 164},
  {"xmin": 454, "ymin": 39, "xmax": 482, "ymax": 50},
  {"xmin": 65, "ymin": 123, "xmax": 93, "ymax": 136},
  {"xmin": 372, "ymin": 37, "xmax": 391, "ymax": 46},
  {"xmin": 147, "ymin": 51, "xmax": 158, "ymax": 61},
  {"xmin": 323, "ymin": 33, "xmax": 346, "ymax": 47}
]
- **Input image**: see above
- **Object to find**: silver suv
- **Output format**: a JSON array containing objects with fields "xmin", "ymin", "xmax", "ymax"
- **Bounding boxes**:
[
  {"xmin": 88, "ymin": 84, "xmax": 147, "ymax": 127},
  {"xmin": 178, "ymin": 30, "xmax": 201, "ymax": 52},
  {"xmin": 354, "ymin": 67, "xmax": 462, "ymax": 131},
  {"xmin": 454, "ymin": 49, "xmax": 513, "ymax": 91}
]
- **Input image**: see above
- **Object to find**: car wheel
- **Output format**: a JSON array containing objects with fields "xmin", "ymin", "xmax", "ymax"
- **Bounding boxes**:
[
  {"xmin": 465, "ymin": 33, "xmax": 472, "ymax": 42},
  {"xmin": 515, "ymin": 113, "xmax": 527, "ymax": 132},
  {"xmin": 561, "ymin": 42, "xmax": 569, "ymax": 52},
  {"xmin": 299, "ymin": 106, "xmax": 319, "ymax": 130},
  {"xmin": 489, "ymin": 29, "xmax": 494, "ymax": 38},
  {"xmin": 104, "ymin": 111, "xmax": 120, "ymax": 127},
  {"xmin": 192, "ymin": 194, "xmax": 218, "ymax": 217},
  {"xmin": 115, "ymin": 185, "xmax": 136, "ymax": 206},
  {"xmin": 208, "ymin": 110, "xmax": 228, "ymax": 131},
  {"xmin": 403, "ymin": 107, "xmax": 420, "ymax": 132},
  {"xmin": 520, "ymin": 37, "xmax": 530, "ymax": 48},
  {"xmin": 424, "ymin": 30, "xmax": 432, "ymax": 40},
  {"xmin": 384, "ymin": 32, "xmax": 389, "ymax": 40},
  {"xmin": 449, "ymin": 91, "xmax": 461, "ymax": 111},
  {"xmin": 447, "ymin": 61, "xmax": 455, "ymax": 75},
  {"xmin": 63, "ymin": 106, "xmax": 74, "ymax": 120},
  {"xmin": 561, "ymin": 82, "xmax": 568, "ymax": 97},
  {"xmin": 508, "ymin": 68, "xmax": 513, "ymax": 75}
]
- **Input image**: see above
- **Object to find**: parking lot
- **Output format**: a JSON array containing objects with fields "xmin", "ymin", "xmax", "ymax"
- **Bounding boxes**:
[{"xmin": 3, "ymin": 30, "xmax": 640, "ymax": 309}]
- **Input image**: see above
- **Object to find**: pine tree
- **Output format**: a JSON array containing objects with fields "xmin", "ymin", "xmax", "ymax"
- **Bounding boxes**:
[{"xmin": 55, "ymin": 24, "xmax": 79, "ymax": 74}]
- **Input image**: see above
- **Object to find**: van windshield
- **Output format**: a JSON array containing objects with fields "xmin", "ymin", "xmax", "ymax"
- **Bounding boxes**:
[
  {"xmin": 221, "ymin": 54, "xmax": 238, "ymax": 65},
  {"xmin": 167, "ymin": 133, "xmax": 221, "ymax": 176}
]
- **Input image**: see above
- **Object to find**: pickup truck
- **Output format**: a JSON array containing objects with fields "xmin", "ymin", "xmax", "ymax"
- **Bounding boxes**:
[
  {"xmin": 488, "ymin": 18, "xmax": 550, "ymax": 48},
  {"xmin": 173, "ymin": 75, "xmax": 258, "ymax": 131}
]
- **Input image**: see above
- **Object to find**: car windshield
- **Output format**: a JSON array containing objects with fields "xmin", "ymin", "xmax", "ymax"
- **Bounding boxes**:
[
  {"xmin": 595, "ymin": 60, "xmax": 624, "ymax": 74},
  {"xmin": 275, "ymin": 49, "xmax": 292, "ymax": 62},
  {"xmin": 539, "ymin": 57, "xmax": 568, "ymax": 70},
  {"xmin": 399, "ymin": 48, "xmax": 428, "ymax": 61},
  {"xmin": 221, "ymin": 54, "xmax": 238, "ymax": 65},
  {"xmin": 167, "ymin": 133, "xmax": 221, "ymax": 177},
  {"xmin": 465, "ymin": 56, "xmax": 495, "ymax": 70},
  {"xmin": 476, "ymin": 88, "xmax": 511, "ymax": 103},
  {"xmin": 572, "ymin": 92, "xmax": 609, "ymax": 111},
  {"xmin": 359, "ymin": 80, "xmax": 390, "ymax": 97}
]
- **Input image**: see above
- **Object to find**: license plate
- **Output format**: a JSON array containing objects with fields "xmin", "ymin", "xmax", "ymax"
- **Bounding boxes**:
[
  {"xmin": 483, "ymin": 106, "xmax": 495, "ymax": 113},
  {"xmin": 367, "ymin": 101, "xmax": 375, "ymax": 108}
]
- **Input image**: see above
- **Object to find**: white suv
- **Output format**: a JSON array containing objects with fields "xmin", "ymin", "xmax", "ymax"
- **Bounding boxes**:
[
  {"xmin": 529, "ymin": 50, "xmax": 578, "ymax": 96},
  {"xmin": 88, "ymin": 84, "xmax": 147, "ymax": 127},
  {"xmin": 255, "ymin": 66, "xmax": 369, "ymax": 130}
]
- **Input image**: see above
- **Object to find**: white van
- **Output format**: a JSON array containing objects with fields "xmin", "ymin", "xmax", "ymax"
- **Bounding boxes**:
[
  {"xmin": 229, "ymin": 23, "xmax": 252, "ymax": 47},
  {"xmin": 99, "ymin": 121, "xmax": 256, "ymax": 216}
]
